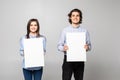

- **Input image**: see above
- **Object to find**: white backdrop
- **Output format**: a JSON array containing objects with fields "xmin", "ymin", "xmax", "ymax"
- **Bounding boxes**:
[{"xmin": 0, "ymin": 0, "xmax": 120, "ymax": 80}]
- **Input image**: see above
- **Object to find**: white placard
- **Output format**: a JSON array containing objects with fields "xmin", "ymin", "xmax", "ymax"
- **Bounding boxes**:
[
  {"xmin": 66, "ymin": 32, "xmax": 86, "ymax": 62},
  {"xmin": 23, "ymin": 38, "xmax": 44, "ymax": 68}
]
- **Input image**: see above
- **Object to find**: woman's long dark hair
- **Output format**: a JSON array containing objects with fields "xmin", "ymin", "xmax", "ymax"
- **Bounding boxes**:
[{"xmin": 26, "ymin": 18, "xmax": 40, "ymax": 38}]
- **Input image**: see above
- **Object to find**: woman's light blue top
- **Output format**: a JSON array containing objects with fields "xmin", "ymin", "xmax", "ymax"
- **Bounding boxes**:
[{"xmin": 19, "ymin": 35, "xmax": 46, "ymax": 70}]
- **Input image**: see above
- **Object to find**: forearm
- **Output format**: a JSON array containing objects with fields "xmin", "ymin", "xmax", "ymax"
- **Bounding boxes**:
[{"xmin": 57, "ymin": 44, "xmax": 64, "ymax": 52}]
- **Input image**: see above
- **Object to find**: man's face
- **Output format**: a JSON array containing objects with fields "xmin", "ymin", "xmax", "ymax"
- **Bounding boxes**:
[{"xmin": 70, "ymin": 11, "xmax": 80, "ymax": 24}]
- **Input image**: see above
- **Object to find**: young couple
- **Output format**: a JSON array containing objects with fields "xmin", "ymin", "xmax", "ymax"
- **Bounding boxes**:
[{"xmin": 20, "ymin": 8, "xmax": 91, "ymax": 80}]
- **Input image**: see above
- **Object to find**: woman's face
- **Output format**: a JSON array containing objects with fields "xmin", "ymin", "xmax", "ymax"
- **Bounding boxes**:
[{"xmin": 30, "ymin": 21, "xmax": 38, "ymax": 33}]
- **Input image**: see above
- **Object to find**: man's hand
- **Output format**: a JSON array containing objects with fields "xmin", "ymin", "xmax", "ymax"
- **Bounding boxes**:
[{"xmin": 63, "ymin": 45, "xmax": 69, "ymax": 51}]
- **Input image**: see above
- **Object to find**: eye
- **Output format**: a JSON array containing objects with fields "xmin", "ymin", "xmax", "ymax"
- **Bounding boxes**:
[
  {"xmin": 76, "ymin": 15, "xmax": 80, "ymax": 17},
  {"xmin": 72, "ymin": 15, "xmax": 75, "ymax": 17},
  {"xmin": 34, "ymin": 24, "xmax": 37, "ymax": 26},
  {"xmin": 30, "ymin": 24, "xmax": 33, "ymax": 26}
]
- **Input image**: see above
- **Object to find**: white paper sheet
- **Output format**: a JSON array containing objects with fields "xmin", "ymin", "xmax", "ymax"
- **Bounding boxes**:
[
  {"xmin": 66, "ymin": 32, "xmax": 86, "ymax": 62},
  {"xmin": 23, "ymin": 38, "xmax": 44, "ymax": 68}
]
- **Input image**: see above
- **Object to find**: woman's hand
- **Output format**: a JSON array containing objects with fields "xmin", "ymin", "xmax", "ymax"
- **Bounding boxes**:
[{"xmin": 84, "ymin": 44, "xmax": 89, "ymax": 51}]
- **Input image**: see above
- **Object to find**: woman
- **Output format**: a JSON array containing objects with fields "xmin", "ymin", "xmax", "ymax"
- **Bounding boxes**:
[{"xmin": 19, "ymin": 18, "xmax": 46, "ymax": 80}]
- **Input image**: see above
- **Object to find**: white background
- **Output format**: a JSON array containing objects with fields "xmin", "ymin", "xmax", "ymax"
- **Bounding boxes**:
[{"xmin": 0, "ymin": 0, "xmax": 120, "ymax": 80}]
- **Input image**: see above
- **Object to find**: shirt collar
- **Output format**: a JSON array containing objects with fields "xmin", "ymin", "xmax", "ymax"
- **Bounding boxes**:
[
  {"xmin": 70, "ymin": 25, "xmax": 80, "ymax": 29},
  {"xmin": 29, "ymin": 35, "xmax": 36, "ymax": 38}
]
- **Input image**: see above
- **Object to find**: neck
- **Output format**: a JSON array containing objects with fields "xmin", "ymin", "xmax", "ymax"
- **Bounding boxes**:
[
  {"xmin": 29, "ymin": 32, "xmax": 37, "ymax": 36},
  {"xmin": 71, "ymin": 23, "xmax": 80, "ymax": 28}
]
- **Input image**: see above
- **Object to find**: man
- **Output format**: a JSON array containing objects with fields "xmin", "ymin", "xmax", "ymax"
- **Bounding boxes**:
[{"xmin": 57, "ymin": 8, "xmax": 91, "ymax": 80}]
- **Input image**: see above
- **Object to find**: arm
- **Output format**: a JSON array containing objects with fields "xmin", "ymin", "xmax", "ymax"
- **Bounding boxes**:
[
  {"xmin": 85, "ymin": 30, "xmax": 92, "ymax": 51},
  {"xmin": 43, "ymin": 37, "xmax": 46, "ymax": 53},
  {"xmin": 19, "ymin": 36, "xmax": 24, "ymax": 56},
  {"xmin": 57, "ymin": 30, "xmax": 66, "ymax": 52}
]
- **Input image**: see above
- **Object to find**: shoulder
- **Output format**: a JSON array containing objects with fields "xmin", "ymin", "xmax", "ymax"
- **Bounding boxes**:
[
  {"xmin": 40, "ymin": 35, "xmax": 46, "ymax": 38},
  {"xmin": 39, "ymin": 35, "xmax": 46, "ymax": 40},
  {"xmin": 19, "ymin": 35, "xmax": 27, "ymax": 44},
  {"xmin": 80, "ymin": 26, "xmax": 88, "ymax": 32},
  {"xmin": 64, "ymin": 26, "xmax": 70, "ymax": 30},
  {"xmin": 20, "ymin": 35, "xmax": 26, "ymax": 40},
  {"xmin": 62, "ymin": 26, "xmax": 71, "ymax": 32}
]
